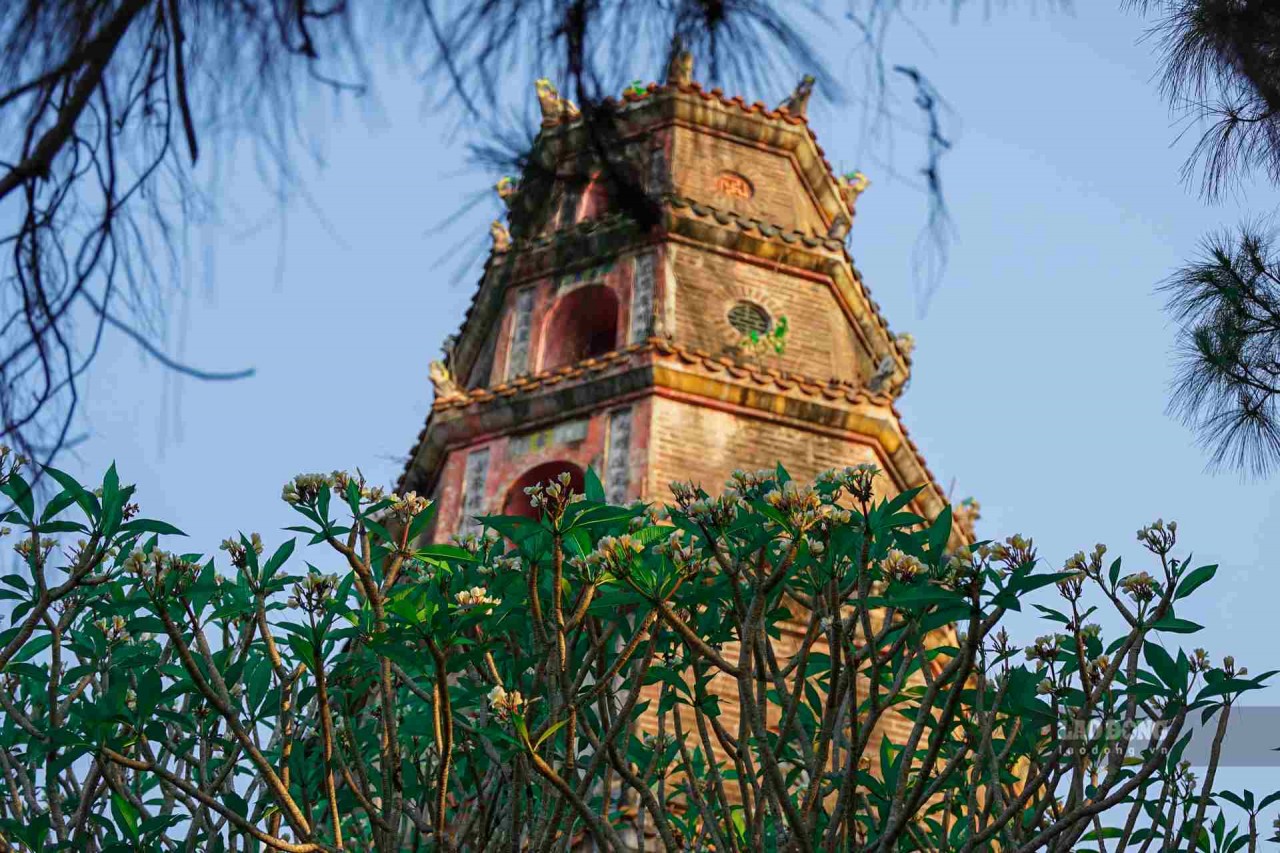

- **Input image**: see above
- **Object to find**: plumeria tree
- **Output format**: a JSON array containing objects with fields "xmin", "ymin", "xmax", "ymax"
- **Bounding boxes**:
[{"xmin": 0, "ymin": 445, "xmax": 1276, "ymax": 851}]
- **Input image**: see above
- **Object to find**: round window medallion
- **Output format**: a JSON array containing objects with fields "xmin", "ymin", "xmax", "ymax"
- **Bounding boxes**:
[
  {"xmin": 727, "ymin": 301, "xmax": 771, "ymax": 336},
  {"xmin": 715, "ymin": 171, "xmax": 753, "ymax": 200}
]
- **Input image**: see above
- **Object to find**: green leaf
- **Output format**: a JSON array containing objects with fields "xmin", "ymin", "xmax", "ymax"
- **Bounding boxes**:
[
  {"xmin": 111, "ymin": 793, "xmax": 140, "ymax": 842},
  {"xmin": 406, "ymin": 501, "xmax": 439, "ymax": 544},
  {"xmin": 584, "ymin": 467, "xmax": 606, "ymax": 503},
  {"xmin": 414, "ymin": 543, "xmax": 479, "ymax": 564},
  {"xmin": 1150, "ymin": 614, "xmax": 1205, "ymax": 634},
  {"xmin": 534, "ymin": 718, "xmax": 569, "ymax": 750},
  {"xmin": 0, "ymin": 472, "xmax": 34, "ymax": 520},
  {"xmin": 927, "ymin": 506, "xmax": 953, "ymax": 565},
  {"xmin": 1003, "ymin": 571, "xmax": 1077, "ymax": 597},
  {"xmin": 119, "ymin": 518, "xmax": 187, "ymax": 537},
  {"xmin": 263, "ymin": 539, "xmax": 296, "ymax": 582},
  {"xmin": 1175, "ymin": 564, "xmax": 1218, "ymax": 601},
  {"xmin": 135, "ymin": 668, "xmax": 162, "ymax": 719},
  {"xmin": 1144, "ymin": 642, "xmax": 1181, "ymax": 692},
  {"xmin": 40, "ymin": 488, "xmax": 79, "ymax": 523},
  {"xmin": 101, "ymin": 463, "xmax": 123, "ymax": 536},
  {"xmin": 9, "ymin": 633, "xmax": 52, "ymax": 665},
  {"xmin": 43, "ymin": 466, "xmax": 100, "ymax": 520}
]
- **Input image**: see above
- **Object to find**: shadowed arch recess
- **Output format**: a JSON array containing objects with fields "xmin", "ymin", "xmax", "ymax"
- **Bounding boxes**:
[
  {"xmin": 502, "ymin": 460, "xmax": 586, "ymax": 520},
  {"xmin": 541, "ymin": 284, "xmax": 620, "ymax": 371}
]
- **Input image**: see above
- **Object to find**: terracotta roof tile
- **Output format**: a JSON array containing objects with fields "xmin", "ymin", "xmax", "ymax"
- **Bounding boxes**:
[{"xmin": 421, "ymin": 338, "xmax": 891, "ymax": 418}]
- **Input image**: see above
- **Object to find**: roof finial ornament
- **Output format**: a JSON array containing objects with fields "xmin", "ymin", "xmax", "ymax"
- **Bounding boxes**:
[
  {"xmin": 665, "ymin": 35, "xmax": 693, "ymax": 85},
  {"xmin": 490, "ymin": 220, "xmax": 511, "ymax": 253},
  {"xmin": 535, "ymin": 78, "xmax": 580, "ymax": 123},
  {"xmin": 495, "ymin": 176, "xmax": 518, "ymax": 209},
  {"xmin": 827, "ymin": 213, "xmax": 851, "ymax": 241},
  {"xmin": 894, "ymin": 332, "xmax": 916, "ymax": 358},
  {"xmin": 866, "ymin": 354, "xmax": 896, "ymax": 393},
  {"xmin": 429, "ymin": 360, "xmax": 462, "ymax": 400},
  {"xmin": 779, "ymin": 74, "xmax": 815, "ymax": 118},
  {"xmin": 839, "ymin": 170, "xmax": 870, "ymax": 214}
]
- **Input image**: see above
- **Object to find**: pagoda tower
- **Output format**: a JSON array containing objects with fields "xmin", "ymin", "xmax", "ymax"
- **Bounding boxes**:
[{"xmin": 398, "ymin": 60, "xmax": 965, "ymax": 551}]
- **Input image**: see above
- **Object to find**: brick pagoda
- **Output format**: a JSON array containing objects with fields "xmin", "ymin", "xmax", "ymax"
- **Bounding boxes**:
[{"xmin": 398, "ymin": 57, "xmax": 966, "ymax": 549}]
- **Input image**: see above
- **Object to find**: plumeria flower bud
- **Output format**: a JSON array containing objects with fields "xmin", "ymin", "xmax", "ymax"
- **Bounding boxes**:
[
  {"xmin": 1119, "ymin": 571, "xmax": 1157, "ymax": 604},
  {"xmin": 487, "ymin": 685, "xmax": 524, "ymax": 719}
]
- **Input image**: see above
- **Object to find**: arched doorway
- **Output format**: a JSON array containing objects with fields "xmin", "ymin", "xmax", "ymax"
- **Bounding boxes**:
[
  {"xmin": 502, "ymin": 461, "xmax": 586, "ymax": 520},
  {"xmin": 541, "ymin": 284, "xmax": 619, "ymax": 371}
]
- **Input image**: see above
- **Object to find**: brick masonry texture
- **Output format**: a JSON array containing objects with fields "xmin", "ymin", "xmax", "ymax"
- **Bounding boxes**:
[
  {"xmin": 668, "ymin": 243, "xmax": 862, "ymax": 384},
  {"xmin": 642, "ymin": 395, "xmax": 893, "ymax": 501},
  {"xmin": 672, "ymin": 125, "xmax": 829, "ymax": 235}
]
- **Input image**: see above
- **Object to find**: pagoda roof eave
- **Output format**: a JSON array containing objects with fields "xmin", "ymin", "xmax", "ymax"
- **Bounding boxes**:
[{"xmin": 396, "ymin": 338, "xmax": 948, "ymax": 525}]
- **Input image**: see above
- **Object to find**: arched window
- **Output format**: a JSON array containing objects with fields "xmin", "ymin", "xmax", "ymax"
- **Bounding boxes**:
[
  {"xmin": 502, "ymin": 461, "xmax": 585, "ymax": 520},
  {"xmin": 541, "ymin": 284, "xmax": 620, "ymax": 371}
]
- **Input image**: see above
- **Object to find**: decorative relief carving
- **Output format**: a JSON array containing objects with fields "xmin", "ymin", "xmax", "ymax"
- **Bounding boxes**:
[
  {"xmin": 429, "ymin": 361, "xmax": 462, "ymax": 399},
  {"xmin": 605, "ymin": 408, "xmax": 633, "ymax": 505},
  {"xmin": 505, "ymin": 288, "xmax": 534, "ymax": 379},
  {"xmin": 629, "ymin": 252, "xmax": 656, "ymax": 343},
  {"xmin": 714, "ymin": 171, "xmax": 753, "ymax": 201},
  {"xmin": 509, "ymin": 420, "xmax": 589, "ymax": 457},
  {"xmin": 458, "ymin": 448, "xmax": 491, "ymax": 536}
]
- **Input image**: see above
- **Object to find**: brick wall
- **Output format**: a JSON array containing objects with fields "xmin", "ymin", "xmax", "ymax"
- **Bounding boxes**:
[
  {"xmin": 671, "ymin": 126, "xmax": 829, "ymax": 235},
  {"xmin": 642, "ymin": 394, "xmax": 894, "ymax": 503},
  {"xmin": 428, "ymin": 396, "xmax": 653, "ymax": 542},
  {"xmin": 668, "ymin": 245, "xmax": 862, "ymax": 384}
]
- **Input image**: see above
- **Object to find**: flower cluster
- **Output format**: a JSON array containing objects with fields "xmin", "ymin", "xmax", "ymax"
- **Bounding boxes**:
[
  {"xmin": 390, "ymin": 491, "xmax": 430, "ymax": 523},
  {"xmin": 0, "ymin": 444, "xmax": 28, "ymax": 486},
  {"xmin": 220, "ymin": 533, "xmax": 264, "ymax": 570},
  {"xmin": 1025, "ymin": 634, "xmax": 1062, "ymax": 663},
  {"xmin": 1223, "ymin": 655, "xmax": 1247, "ymax": 677},
  {"xmin": 488, "ymin": 685, "xmax": 524, "ymax": 719},
  {"xmin": 1191, "ymin": 647, "xmax": 1211, "ymax": 674},
  {"xmin": 690, "ymin": 494, "xmax": 743, "ymax": 529},
  {"xmin": 988, "ymin": 534, "xmax": 1037, "ymax": 572},
  {"xmin": 1063, "ymin": 543, "xmax": 1109, "ymax": 579},
  {"xmin": 288, "ymin": 572, "xmax": 339, "ymax": 612},
  {"xmin": 816, "ymin": 463, "xmax": 879, "ymax": 503},
  {"xmin": 725, "ymin": 468, "xmax": 778, "ymax": 502},
  {"xmin": 455, "ymin": 586, "xmax": 500, "ymax": 608},
  {"xmin": 881, "ymin": 548, "xmax": 926, "ymax": 584},
  {"xmin": 1136, "ymin": 518, "xmax": 1177, "ymax": 556},
  {"xmin": 282, "ymin": 473, "xmax": 334, "ymax": 505},
  {"xmin": 14, "ymin": 536, "xmax": 57, "ymax": 569},
  {"xmin": 1056, "ymin": 571, "xmax": 1086, "ymax": 601},
  {"xmin": 523, "ymin": 471, "xmax": 578, "ymax": 521},
  {"xmin": 572, "ymin": 534, "xmax": 645, "ymax": 580},
  {"xmin": 330, "ymin": 470, "xmax": 387, "ymax": 503},
  {"xmin": 1088, "ymin": 654, "xmax": 1111, "ymax": 681},
  {"xmin": 1118, "ymin": 571, "xmax": 1158, "ymax": 604},
  {"xmin": 94, "ymin": 615, "xmax": 131, "ymax": 644},
  {"xmin": 657, "ymin": 529, "xmax": 701, "ymax": 570},
  {"xmin": 126, "ymin": 549, "xmax": 200, "ymax": 588},
  {"xmin": 451, "ymin": 529, "xmax": 500, "ymax": 556},
  {"xmin": 763, "ymin": 481, "xmax": 826, "ymax": 531}
]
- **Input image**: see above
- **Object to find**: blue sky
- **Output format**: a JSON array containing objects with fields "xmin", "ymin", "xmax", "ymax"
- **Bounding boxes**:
[{"xmin": 55, "ymin": 2, "xmax": 1280, "ymax": 784}]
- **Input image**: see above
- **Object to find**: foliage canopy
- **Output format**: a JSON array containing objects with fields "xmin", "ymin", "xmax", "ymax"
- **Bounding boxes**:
[{"xmin": 0, "ymin": 448, "xmax": 1275, "ymax": 850}]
